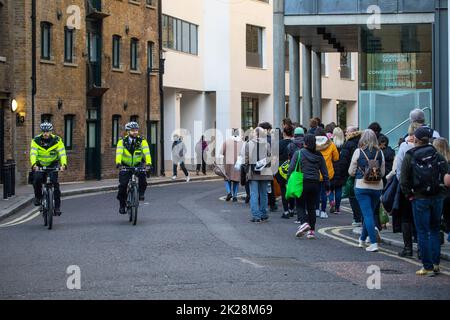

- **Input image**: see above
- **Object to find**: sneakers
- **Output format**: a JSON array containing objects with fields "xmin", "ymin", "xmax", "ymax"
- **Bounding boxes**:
[
  {"xmin": 186, "ymin": 175, "xmax": 191, "ymax": 182},
  {"xmin": 226, "ymin": 193, "xmax": 232, "ymax": 202},
  {"xmin": 139, "ymin": 194, "xmax": 145, "ymax": 201},
  {"xmin": 171, "ymin": 175, "xmax": 177, "ymax": 181},
  {"xmin": 352, "ymin": 221, "xmax": 362, "ymax": 227},
  {"xmin": 261, "ymin": 216, "xmax": 269, "ymax": 222},
  {"xmin": 296, "ymin": 223, "xmax": 311, "ymax": 237},
  {"xmin": 289, "ymin": 209, "xmax": 295, "ymax": 218},
  {"xmin": 433, "ymin": 265, "xmax": 441, "ymax": 274},
  {"xmin": 232, "ymin": 197, "xmax": 238, "ymax": 202},
  {"xmin": 119, "ymin": 207, "xmax": 126, "ymax": 215},
  {"xmin": 320, "ymin": 211, "xmax": 328, "ymax": 219},
  {"xmin": 398, "ymin": 248, "xmax": 413, "ymax": 258},
  {"xmin": 250, "ymin": 218, "xmax": 261, "ymax": 223},
  {"xmin": 358, "ymin": 239, "xmax": 367, "ymax": 248},
  {"xmin": 54, "ymin": 208, "xmax": 62, "ymax": 216},
  {"xmin": 365, "ymin": 238, "xmax": 371, "ymax": 245},
  {"xmin": 416, "ymin": 268, "xmax": 435, "ymax": 277},
  {"xmin": 306, "ymin": 230, "xmax": 316, "ymax": 239},
  {"xmin": 375, "ymin": 227, "xmax": 382, "ymax": 243},
  {"xmin": 329, "ymin": 201, "xmax": 336, "ymax": 214},
  {"xmin": 334, "ymin": 210, "xmax": 341, "ymax": 215},
  {"xmin": 245, "ymin": 196, "xmax": 250, "ymax": 204},
  {"xmin": 281, "ymin": 212, "xmax": 290, "ymax": 219},
  {"xmin": 366, "ymin": 243, "xmax": 379, "ymax": 252},
  {"xmin": 316, "ymin": 209, "xmax": 320, "ymax": 217},
  {"xmin": 294, "ymin": 219, "xmax": 302, "ymax": 224}
]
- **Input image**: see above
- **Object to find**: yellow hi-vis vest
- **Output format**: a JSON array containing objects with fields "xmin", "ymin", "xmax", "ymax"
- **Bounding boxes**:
[
  {"xmin": 115, "ymin": 135, "xmax": 152, "ymax": 167},
  {"xmin": 30, "ymin": 134, "xmax": 67, "ymax": 167}
]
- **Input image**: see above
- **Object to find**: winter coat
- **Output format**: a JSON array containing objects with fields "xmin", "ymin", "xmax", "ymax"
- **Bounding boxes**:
[
  {"xmin": 332, "ymin": 146, "xmax": 347, "ymax": 187},
  {"xmin": 172, "ymin": 140, "xmax": 187, "ymax": 164},
  {"xmin": 340, "ymin": 131, "xmax": 362, "ymax": 178},
  {"xmin": 195, "ymin": 140, "xmax": 208, "ymax": 164},
  {"xmin": 279, "ymin": 138, "xmax": 293, "ymax": 165},
  {"xmin": 244, "ymin": 138, "xmax": 273, "ymax": 181},
  {"xmin": 381, "ymin": 145, "xmax": 396, "ymax": 176},
  {"xmin": 288, "ymin": 148, "xmax": 330, "ymax": 190},
  {"xmin": 221, "ymin": 137, "xmax": 243, "ymax": 182},
  {"xmin": 287, "ymin": 136, "xmax": 304, "ymax": 160},
  {"xmin": 316, "ymin": 136, "xmax": 339, "ymax": 180}
]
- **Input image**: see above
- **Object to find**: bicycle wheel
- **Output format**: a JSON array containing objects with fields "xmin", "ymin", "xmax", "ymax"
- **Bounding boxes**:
[
  {"xmin": 127, "ymin": 188, "xmax": 133, "ymax": 222},
  {"xmin": 131, "ymin": 184, "xmax": 138, "ymax": 226},
  {"xmin": 47, "ymin": 188, "xmax": 54, "ymax": 230},
  {"xmin": 42, "ymin": 190, "xmax": 47, "ymax": 227}
]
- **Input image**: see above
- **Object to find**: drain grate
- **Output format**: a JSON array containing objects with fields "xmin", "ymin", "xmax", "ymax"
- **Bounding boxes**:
[{"xmin": 380, "ymin": 269, "xmax": 404, "ymax": 275}]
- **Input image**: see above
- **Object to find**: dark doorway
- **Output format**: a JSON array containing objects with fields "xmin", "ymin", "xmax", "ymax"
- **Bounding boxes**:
[
  {"xmin": 0, "ymin": 101, "xmax": 4, "ymax": 184},
  {"xmin": 148, "ymin": 121, "xmax": 158, "ymax": 176},
  {"xmin": 85, "ymin": 108, "xmax": 101, "ymax": 180}
]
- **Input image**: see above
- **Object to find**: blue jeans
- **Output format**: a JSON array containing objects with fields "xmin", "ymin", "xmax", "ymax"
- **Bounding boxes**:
[
  {"xmin": 355, "ymin": 188, "xmax": 381, "ymax": 244},
  {"xmin": 316, "ymin": 182, "xmax": 327, "ymax": 212},
  {"xmin": 249, "ymin": 180, "xmax": 268, "ymax": 220},
  {"xmin": 412, "ymin": 198, "xmax": 444, "ymax": 270},
  {"xmin": 225, "ymin": 181, "xmax": 239, "ymax": 197},
  {"xmin": 329, "ymin": 186, "xmax": 343, "ymax": 211}
]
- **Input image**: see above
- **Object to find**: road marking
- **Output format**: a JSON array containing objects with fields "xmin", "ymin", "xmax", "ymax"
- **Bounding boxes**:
[
  {"xmin": 0, "ymin": 209, "xmax": 40, "ymax": 228},
  {"xmin": 319, "ymin": 226, "xmax": 450, "ymax": 276},
  {"xmin": 234, "ymin": 257, "xmax": 264, "ymax": 269}
]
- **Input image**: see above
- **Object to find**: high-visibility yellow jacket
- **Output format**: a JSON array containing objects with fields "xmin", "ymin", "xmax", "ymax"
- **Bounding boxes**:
[
  {"xmin": 30, "ymin": 134, "xmax": 67, "ymax": 167},
  {"xmin": 116, "ymin": 135, "xmax": 152, "ymax": 167}
]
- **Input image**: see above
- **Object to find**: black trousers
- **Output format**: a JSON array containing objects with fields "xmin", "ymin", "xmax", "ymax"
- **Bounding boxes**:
[
  {"xmin": 296, "ymin": 180, "xmax": 321, "ymax": 230},
  {"xmin": 117, "ymin": 171, "xmax": 148, "ymax": 207},
  {"xmin": 33, "ymin": 171, "xmax": 61, "ymax": 208},
  {"xmin": 173, "ymin": 162, "xmax": 188, "ymax": 177},
  {"xmin": 349, "ymin": 196, "xmax": 362, "ymax": 223},
  {"xmin": 275, "ymin": 172, "xmax": 295, "ymax": 212},
  {"xmin": 196, "ymin": 160, "xmax": 206, "ymax": 174},
  {"xmin": 268, "ymin": 180, "xmax": 276, "ymax": 208}
]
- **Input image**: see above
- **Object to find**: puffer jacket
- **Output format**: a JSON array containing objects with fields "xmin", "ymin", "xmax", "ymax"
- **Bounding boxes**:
[
  {"xmin": 287, "ymin": 136, "xmax": 304, "ymax": 160},
  {"xmin": 332, "ymin": 146, "xmax": 347, "ymax": 187},
  {"xmin": 316, "ymin": 136, "xmax": 339, "ymax": 180},
  {"xmin": 288, "ymin": 148, "xmax": 330, "ymax": 190}
]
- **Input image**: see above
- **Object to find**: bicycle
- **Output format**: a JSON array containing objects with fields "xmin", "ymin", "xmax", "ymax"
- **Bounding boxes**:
[
  {"xmin": 35, "ymin": 166, "xmax": 61, "ymax": 230},
  {"xmin": 120, "ymin": 166, "xmax": 148, "ymax": 226}
]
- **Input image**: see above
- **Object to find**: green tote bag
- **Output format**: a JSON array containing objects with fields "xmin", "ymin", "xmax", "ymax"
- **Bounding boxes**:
[{"xmin": 286, "ymin": 150, "xmax": 304, "ymax": 200}]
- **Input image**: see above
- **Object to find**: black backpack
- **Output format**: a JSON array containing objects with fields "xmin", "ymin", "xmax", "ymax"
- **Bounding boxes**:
[{"xmin": 409, "ymin": 145, "xmax": 443, "ymax": 196}]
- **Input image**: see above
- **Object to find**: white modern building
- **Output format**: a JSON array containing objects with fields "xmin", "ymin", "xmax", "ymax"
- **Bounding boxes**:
[{"xmin": 162, "ymin": 0, "xmax": 358, "ymax": 168}]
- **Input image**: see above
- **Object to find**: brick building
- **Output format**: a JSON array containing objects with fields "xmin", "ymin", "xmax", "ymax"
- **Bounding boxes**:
[{"xmin": 0, "ymin": 0, "xmax": 161, "ymax": 185}]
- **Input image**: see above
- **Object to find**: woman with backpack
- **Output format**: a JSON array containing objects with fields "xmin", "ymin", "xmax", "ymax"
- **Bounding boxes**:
[
  {"xmin": 433, "ymin": 138, "xmax": 450, "ymax": 245},
  {"xmin": 289, "ymin": 134, "xmax": 330, "ymax": 239},
  {"xmin": 349, "ymin": 129, "xmax": 386, "ymax": 252}
]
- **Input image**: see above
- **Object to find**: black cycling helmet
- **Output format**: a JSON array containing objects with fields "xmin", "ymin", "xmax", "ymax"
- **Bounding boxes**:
[
  {"xmin": 40, "ymin": 122, "xmax": 53, "ymax": 132},
  {"xmin": 125, "ymin": 121, "xmax": 139, "ymax": 131}
]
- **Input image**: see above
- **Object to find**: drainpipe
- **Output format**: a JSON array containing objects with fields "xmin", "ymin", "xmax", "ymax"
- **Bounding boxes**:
[
  {"xmin": 31, "ymin": 0, "xmax": 37, "ymax": 138},
  {"xmin": 158, "ymin": 0, "xmax": 165, "ymax": 176}
]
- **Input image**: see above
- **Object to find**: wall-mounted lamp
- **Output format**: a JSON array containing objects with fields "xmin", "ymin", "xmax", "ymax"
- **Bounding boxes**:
[
  {"xmin": 125, "ymin": 25, "xmax": 130, "ymax": 35},
  {"xmin": 57, "ymin": 98, "xmax": 63, "ymax": 110},
  {"xmin": 56, "ymin": 9, "xmax": 63, "ymax": 20},
  {"xmin": 11, "ymin": 98, "xmax": 18, "ymax": 112},
  {"xmin": 123, "ymin": 102, "xmax": 128, "ymax": 111}
]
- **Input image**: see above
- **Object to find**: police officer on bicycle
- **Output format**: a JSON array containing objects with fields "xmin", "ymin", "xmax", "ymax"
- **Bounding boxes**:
[
  {"xmin": 30, "ymin": 122, "xmax": 67, "ymax": 216},
  {"xmin": 116, "ymin": 122, "xmax": 152, "ymax": 214}
]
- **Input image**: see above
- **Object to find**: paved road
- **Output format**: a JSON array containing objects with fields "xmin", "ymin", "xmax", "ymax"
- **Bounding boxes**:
[{"xmin": 0, "ymin": 181, "xmax": 449, "ymax": 299}]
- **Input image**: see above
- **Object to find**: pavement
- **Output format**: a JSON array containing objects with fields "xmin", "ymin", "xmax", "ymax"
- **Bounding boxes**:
[
  {"xmin": 0, "ymin": 171, "xmax": 221, "ymax": 222},
  {"xmin": 0, "ymin": 181, "xmax": 449, "ymax": 299}
]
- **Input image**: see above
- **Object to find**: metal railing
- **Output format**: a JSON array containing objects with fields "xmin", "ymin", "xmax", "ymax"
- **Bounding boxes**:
[
  {"xmin": 285, "ymin": 0, "xmax": 435, "ymax": 16},
  {"xmin": 2, "ymin": 160, "xmax": 16, "ymax": 200}
]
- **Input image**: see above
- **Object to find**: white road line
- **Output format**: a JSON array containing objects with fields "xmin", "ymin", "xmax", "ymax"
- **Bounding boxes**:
[
  {"xmin": 234, "ymin": 257, "xmax": 265, "ymax": 269},
  {"xmin": 0, "ymin": 209, "xmax": 39, "ymax": 228},
  {"xmin": 4, "ymin": 211, "xmax": 41, "ymax": 227},
  {"xmin": 319, "ymin": 226, "xmax": 450, "ymax": 276}
]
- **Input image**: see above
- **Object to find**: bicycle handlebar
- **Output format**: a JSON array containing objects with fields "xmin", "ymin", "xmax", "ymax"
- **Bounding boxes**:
[
  {"xmin": 34, "ymin": 166, "xmax": 62, "ymax": 172},
  {"xmin": 119, "ymin": 166, "xmax": 149, "ymax": 173}
]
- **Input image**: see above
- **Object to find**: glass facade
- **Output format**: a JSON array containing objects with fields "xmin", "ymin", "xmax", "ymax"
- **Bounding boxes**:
[{"xmin": 359, "ymin": 24, "xmax": 433, "ymax": 145}]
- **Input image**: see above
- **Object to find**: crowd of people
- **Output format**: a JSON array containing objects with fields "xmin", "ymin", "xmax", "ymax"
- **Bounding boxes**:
[{"xmin": 217, "ymin": 108, "xmax": 450, "ymax": 277}]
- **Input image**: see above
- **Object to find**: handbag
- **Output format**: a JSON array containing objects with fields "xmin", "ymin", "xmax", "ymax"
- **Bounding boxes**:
[
  {"xmin": 285, "ymin": 151, "xmax": 303, "ymax": 200},
  {"xmin": 379, "ymin": 205, "xmax": 390, "ymax": 225},
  {"xmin": 342, "ymin": 176, "xmax": 355, "ymax": 199},
  {"xmin": 213, "ymin": 161, "xmax": 229, "ymax": 180},
  {"xmin": 381, "ymin": 175, "xmax": 399, "ymax": 213}
]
